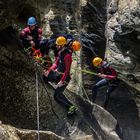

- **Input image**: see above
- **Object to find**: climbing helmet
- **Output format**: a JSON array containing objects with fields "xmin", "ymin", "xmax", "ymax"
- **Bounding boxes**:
[
  {"xmin": 27, "ymin": 17, "xmax": 37, "ymax": 26},
  {"xmin": 92, "ymin": 57, "xmax": 103, "ymax": 66},
  {"xmin": 55, "ymin": 36, "xmax": 67, "ymax": 46},
  {"xmin": 71, "ymin": 41, "xmax": 81, "ymax": 51}
]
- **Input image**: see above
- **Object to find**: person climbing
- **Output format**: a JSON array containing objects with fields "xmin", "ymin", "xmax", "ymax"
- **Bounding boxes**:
[
  {"xmin": 19, "ymin": 17, "xmax": 42, "ymax": 53},
  {"xmin": 43, "ymin": 36, "xmax": 77, "ymax": 116},
  {"xmin": 92, "ymin": 57, "xmax": 118, "ymax": 109}
]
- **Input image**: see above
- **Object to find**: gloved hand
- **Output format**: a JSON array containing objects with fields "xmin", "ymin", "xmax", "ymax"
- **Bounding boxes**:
[
  {"xmin": 98, "ymin": 73, "xmax": 107, "ymax": 78},
  {"xmin": 56, "ymin": 81, "xmax": 65, "ymax": 88}
]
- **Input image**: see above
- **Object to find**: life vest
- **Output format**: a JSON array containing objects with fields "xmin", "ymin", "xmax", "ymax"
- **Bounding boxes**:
[
  {"xmin": 57, "ymin": 49, "xmax": 71, "ymax": 73},
  {"xmin": 101, "ymin": 62, "xmax": 117, "ymax": 79}
]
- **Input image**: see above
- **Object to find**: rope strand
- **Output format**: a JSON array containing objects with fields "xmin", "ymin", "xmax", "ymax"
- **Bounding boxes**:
[
  {"xmin": 35, "ymin": 71, "xmax": 40, "ymax": 140},
  {"xmin": 21, "ymin": 46, "xmax": 60, "ymax": 119},
  {"xmin": 36, "ymin": 67, "xmax": 59, "ymax": 119}
]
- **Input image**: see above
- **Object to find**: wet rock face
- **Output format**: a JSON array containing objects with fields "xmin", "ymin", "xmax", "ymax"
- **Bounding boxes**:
[
  {"xmin": 41, "ymin": 0, "xmax": 80, "ymax": 36},
  {"xmin": 0, "ymin": 124, "xmax": 64, "ymax": 140},
  {"xmin": 0, "ymin": 27, "xmax": 42, "ymax": 129},
  {"xmin": 106, "ymin": 0, "xmax": 140, "ymax": 92},
  {"xmin": 81, "ymin": 0, "xmax": 107, "ymax": 57},
  {"xmin": 0, "ymin": 0, "xmax": 35, "ymax": 30},
  {"xmin": 2, "ymin": 0, "xmax": 138, "ymax": 139},
  {"xmin": 106, "ymin": 0, "xmax": 140, "ymax": 139},
  {"xmin": 79, "ymin": 0, "xmax": 107, "ymax": 94},
  {"xmin": 0, "ymin": 1, "xmax": 121, "ymax": 140},
  {"xmin": 0, "ymin": 0, "xmax": 51, "ymax": 31},
  {"xmin": 0, "ymin": 0, "xmax": 17, "ymax": 30}
]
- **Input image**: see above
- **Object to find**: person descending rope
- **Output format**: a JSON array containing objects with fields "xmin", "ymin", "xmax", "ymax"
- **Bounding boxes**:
[
  {"xmin": 43, "ymin": 36, "xmax": 77, "ymax": 116},
  {"xmin": 92, "ymin": 57, "xmax": 119, "ymax": 109},
  {"xmin": 19, "ymin": 17, "xmax": 42, "ymax": 53},
  {"xmin": 39, "ymin": 34, "xmax": 80, "ymax": 70}
]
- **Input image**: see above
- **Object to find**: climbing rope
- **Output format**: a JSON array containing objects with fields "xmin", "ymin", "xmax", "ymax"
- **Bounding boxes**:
[
  {"xmin": 34, "ymin": 62, "xmax": 60, "ymax": 119},
  {"xmin": 25, "ymin": 46, "xmax": 99, "ymax": 103},
  {"xmin": 32, "ymin": 49, "xmax": 91, "ymax": 101},
  {"xmin": 35, "ymin": 71, "xmax": 40, "ymax": 140},
  {"xmin": 32, "ymin": 49, "xmax": 91, "ymax": 102},
  {"xmin": 73, "ymin": 67, "xmax": 98, "ymax": 76},
  {"xmin": 73, "ymin": 75, "xmax": 90, "ymax": 100},
  {"xmin": 20, "ymin": 44, "xmax": 59, "ymax": 119},
  {"xmin": 36, "ymin": 67, "xmax": 59, "ymax": 119}
]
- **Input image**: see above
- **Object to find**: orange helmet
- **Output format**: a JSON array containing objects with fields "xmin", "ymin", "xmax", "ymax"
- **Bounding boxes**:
[
  {"xmin": 92, "ymin": 57, "xmax": 103, "ymax": 66},
  {"xmin": 56, "ymin": 36, "xmax": 67, "ymax": 46},
  {"xmin": 71, "ymin": 41, "xmax": 81, "ymax": 51}
]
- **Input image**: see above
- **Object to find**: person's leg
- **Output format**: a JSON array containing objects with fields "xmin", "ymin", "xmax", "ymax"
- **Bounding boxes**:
[
  {"xmin": 104, "ymin": 86, "xmax": 116, "ymax": 109},
  {"xmin": 92, "ymin": 79, "xmax": 108, "ymax": 102},
  {"xmin": 54, "ymin": 76, "xmax": 75, "ymax": 110},
  {"xmin": 54, "ymin": 85, "xmax": 73, "ymax": 109},
  {"xmin": 43, "ymin": 71, "xmax": 58, "ymax": 83}
]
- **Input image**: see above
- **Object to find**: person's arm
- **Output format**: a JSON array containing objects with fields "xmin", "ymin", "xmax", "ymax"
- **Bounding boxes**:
[
  {"xmin": 48, "ymin": 57, "xmax": 59, "ymax": 72},
  {"xmin": 20, "ymin": 28, "xmax": 35, "ymax": 45},
  {"xmin": 105, "ymin": 67, "xmax": 117, "ymax": 79},
  {"xmin": 99, "ymin": 67, "xmax": 117, "ymax": 80},
  {"xmin": 43, "ymin": 57, "xmax": 58, "ymax": 77},
  {"xmin": 38, "ymin": 28, "xmax": 42, "ymax": 40},
  {"xmin": 19, "ymin": 30, "xmax": 27, "ymax": 40}
]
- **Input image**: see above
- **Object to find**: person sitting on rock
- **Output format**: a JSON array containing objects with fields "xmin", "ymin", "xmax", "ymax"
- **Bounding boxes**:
[
  {"xmin": 43, "ymin": 36, "xmax": 78, "ymax": 116},
  {"xmin": 19, "ymin": 16, "xmax": 42, "ymax": 53},
  {"xmin": 92, "ymin": 57, "xmax": 118, "ymax": 109}
]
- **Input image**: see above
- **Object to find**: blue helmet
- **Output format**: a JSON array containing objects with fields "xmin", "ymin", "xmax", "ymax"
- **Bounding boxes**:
[{"xmin": 27, "ymin": 17, "xmax": 37, "ymax": 25}]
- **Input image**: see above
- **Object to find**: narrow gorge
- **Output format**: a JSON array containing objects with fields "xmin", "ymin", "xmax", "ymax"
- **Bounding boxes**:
[{"xmin": 0, "ymin": 0, "xmax": 140, "ymax": 140}]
